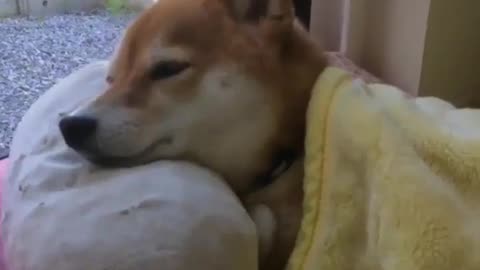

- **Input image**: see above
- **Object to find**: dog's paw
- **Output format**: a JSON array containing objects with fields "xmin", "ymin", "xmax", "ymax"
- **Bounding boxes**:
[{"xmin": 249, "ymin": 204, "xmax": 276, "ymax": 262}]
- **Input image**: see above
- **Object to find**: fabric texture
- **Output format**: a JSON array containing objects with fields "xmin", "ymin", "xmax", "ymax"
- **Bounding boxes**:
[
  {"xmin": 1, "ymin": 62, "xmax": 258, "ymax": 270},
  {"xmin": 0, "ymin": 159, "xmax": 6, "ymax": 270},
  {"xmin": 288, "ymin": 67, "xmax": 480, "ymax": 270}
]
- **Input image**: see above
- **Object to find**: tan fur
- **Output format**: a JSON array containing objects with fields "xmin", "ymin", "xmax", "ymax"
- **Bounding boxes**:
[{"xmin": 63, "ymin": 0, "xmax": 326, "ymax": 269}]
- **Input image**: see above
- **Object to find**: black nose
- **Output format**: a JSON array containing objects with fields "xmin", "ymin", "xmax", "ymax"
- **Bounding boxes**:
[{"xmin": 59, "ymin": 116, "xmax": 98, "ymax": 150}]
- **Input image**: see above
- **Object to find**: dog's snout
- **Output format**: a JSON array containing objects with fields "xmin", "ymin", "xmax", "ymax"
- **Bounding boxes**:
[{"xmin": 59, "ymin": 116, "xmax": 98, "ymax": 150}]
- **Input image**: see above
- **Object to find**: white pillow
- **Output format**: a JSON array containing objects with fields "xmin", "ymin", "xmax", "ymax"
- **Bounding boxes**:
[{"xmin": 1, "ymin": 62, "xmax": 258, "ymax": 270}]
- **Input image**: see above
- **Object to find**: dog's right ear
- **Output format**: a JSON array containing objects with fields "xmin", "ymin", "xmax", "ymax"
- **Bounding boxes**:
[
  {"xmin": 220, "ymin": 0, "xmax": 254, "ymax": 21},
  {"xmin": 220, "ymin": 0, "xmax": 294, "ymax": 24}
]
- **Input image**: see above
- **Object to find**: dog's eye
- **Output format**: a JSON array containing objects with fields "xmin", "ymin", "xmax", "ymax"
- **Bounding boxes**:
[
  {"xmin": 150, "ymin": 61, "xmax": 190, "ymax": 80},
  {"xmin": 106, "ymin": 75, "xmax": 114, "ymax": 84}
]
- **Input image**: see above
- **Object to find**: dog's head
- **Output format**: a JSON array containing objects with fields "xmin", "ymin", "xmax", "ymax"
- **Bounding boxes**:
[{"xmin": 59, "ymin": 0, "xmax": 325, "ymax": 192}]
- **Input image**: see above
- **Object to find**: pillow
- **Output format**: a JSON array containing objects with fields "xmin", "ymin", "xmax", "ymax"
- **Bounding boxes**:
[
  {"xmin": 0, "ymin": 159, "xmax": 6, "ymax": 270},
  {"xmin": 1, "ymin": 61, "xmax": 258, "ymax": 270}
]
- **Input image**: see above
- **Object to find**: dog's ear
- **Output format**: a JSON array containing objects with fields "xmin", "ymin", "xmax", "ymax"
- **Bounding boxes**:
[{"xmin": 221, "ymin": 0, "xmax": 294, "ymax": 25}]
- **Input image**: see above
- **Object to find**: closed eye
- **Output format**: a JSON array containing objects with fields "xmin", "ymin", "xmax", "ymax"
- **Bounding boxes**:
[
  {"xmin": 150, "ymin": 61, "xmax": 191, "ymax": 80},
  {"xmin": 106, "ymin": 75, "xmax": 114, "ymax": 84}
]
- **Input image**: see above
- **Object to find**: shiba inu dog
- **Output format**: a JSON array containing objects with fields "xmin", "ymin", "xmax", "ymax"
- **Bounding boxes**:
[{"xmin": 59, "ymin": 0, "xmax": 326, "ymax": 269}]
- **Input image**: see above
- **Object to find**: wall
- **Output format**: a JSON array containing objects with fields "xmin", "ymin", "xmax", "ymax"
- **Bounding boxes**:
[
  {"xmin": 310, "ymin": 0, "xmax": 344, "ymax": 51},
  {"xmin": 16, "ymin": 0, "xmax": 153, "ymax": 16},
  {"xmin": 360, "ymin": 0, "xmax": 431, "ymax": 95},
  {"xmin": 313, "ymin": 0, "xmax": 480, "ymax": 102},
  {"xmin": 419, "ymin": 0, "xmax": 480, "ymax": 106},
  {"xmin": 340, "ymin": 0, "xmax": 366, "ymax": 62},
  {"xmin": 17, "ymin": 0, "xmax": 102, "ymax": 16},
  {"xmin": 312, "ymin": 0, "xmax": 431, "ymax": 96},
  {"xmin": 0, "ymin": 0, "xmax": 17, "ymax": 17}
]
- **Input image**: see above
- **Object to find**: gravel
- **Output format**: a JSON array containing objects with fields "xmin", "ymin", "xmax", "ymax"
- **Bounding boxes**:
[{"xmin": 0, "ymin": 10, "xmax": 137, "ymax": 156}]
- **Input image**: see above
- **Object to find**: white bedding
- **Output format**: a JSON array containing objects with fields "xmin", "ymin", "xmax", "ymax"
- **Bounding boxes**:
[{"xmin": 1, "ymin": 61, "xmax": 258, "ymax": 270}]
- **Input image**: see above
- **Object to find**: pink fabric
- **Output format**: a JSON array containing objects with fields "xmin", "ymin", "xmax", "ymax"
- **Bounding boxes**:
[
  {"xmin": 0, "ymin": 159, "xmax": 6, "ymax": 182},
  {"xmin": 0, "ymin": 158, "xmax": 7, "ymax": 270}
]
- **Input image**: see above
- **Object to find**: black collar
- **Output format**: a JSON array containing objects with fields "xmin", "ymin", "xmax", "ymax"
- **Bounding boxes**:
[{"xmin": 249, "ymin": 149, "xmax": 297, "ymax": 192}]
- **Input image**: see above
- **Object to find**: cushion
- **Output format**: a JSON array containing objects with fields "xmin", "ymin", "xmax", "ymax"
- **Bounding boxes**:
[
  {"xmin": 0, "ymin": 159, "xmax": 6, "ymax": 270},
  {"xmin": 1, "ymin": 61, "xmax": 258, "ymax": 270}
]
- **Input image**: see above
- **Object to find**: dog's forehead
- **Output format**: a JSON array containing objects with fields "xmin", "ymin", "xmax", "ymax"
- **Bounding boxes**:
[{"xmin": 127, "ymin": 0, "xmax": 227, "ymax": 51}]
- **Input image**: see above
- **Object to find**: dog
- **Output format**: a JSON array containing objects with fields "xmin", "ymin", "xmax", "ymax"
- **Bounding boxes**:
[{"xmin": 59, "ymin": 0, "xmax": 326, "ymax": 269}]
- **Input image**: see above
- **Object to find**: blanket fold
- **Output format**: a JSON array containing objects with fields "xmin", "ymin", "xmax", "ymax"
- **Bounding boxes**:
[{"xmin": 288, "ymin": 67, "xmax": 480, "ymax": 270}]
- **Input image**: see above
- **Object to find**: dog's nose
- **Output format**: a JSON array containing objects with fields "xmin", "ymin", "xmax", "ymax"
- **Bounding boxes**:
[{"xmin": 59, "ymin": 116, "xmax": 98, "ymax": 150}]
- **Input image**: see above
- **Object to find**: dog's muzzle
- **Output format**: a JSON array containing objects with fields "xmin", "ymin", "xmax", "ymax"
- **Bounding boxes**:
[{"xmin": 59, "ymin": 116, "xmax": 98, "ymax": 151}]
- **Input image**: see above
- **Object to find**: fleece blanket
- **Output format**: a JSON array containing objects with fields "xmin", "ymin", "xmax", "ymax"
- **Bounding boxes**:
[{"xmin": 288, "ymin": 67, "xmax": 480, "ymax": 270}]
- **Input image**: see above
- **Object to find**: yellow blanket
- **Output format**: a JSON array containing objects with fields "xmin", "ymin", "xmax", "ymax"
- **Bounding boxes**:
[{"xmin": 288, "ymin": 67, "xmax": 480, "ymax": 270}]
